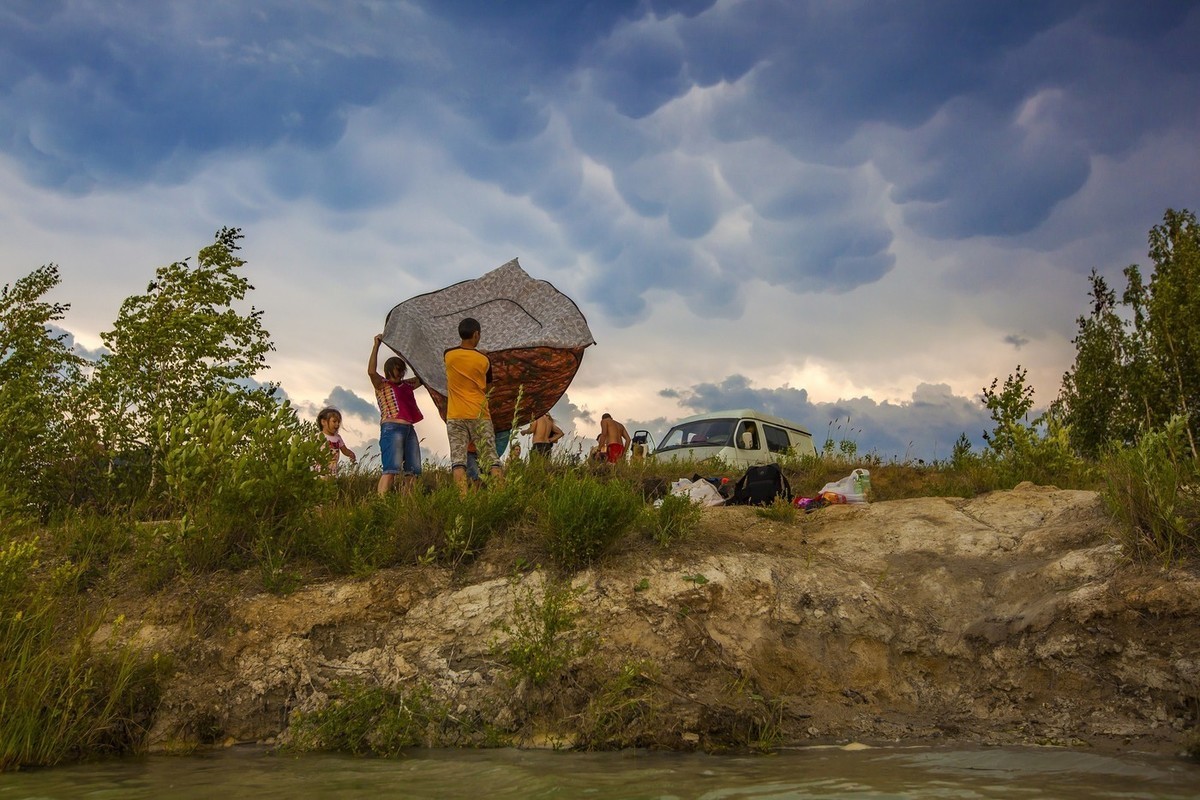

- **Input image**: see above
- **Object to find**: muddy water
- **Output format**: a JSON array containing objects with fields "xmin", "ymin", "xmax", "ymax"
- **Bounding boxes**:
[{"xmin": 2, "ymin": 746, "xmax": 1197, "ymax": 799}]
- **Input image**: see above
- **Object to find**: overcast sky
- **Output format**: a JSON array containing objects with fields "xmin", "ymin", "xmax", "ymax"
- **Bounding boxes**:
[{"xmin": 3, "ymin": 0, "xmax": 1198, "ymax": 465}]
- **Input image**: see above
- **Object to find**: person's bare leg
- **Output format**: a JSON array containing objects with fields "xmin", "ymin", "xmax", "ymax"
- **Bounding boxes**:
[
  {"xmin": 377, "ymin": 473, "xmax": 395, "ymax": 495},
  {"xmin": 453, "ymin": 465, "xmax": 469, "ymax": 495}
]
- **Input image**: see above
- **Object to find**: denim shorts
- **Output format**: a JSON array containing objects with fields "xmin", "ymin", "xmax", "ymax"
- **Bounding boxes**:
[{"xmin": 380, "ymin": 422, "xmax": 421, "ymax": 475}]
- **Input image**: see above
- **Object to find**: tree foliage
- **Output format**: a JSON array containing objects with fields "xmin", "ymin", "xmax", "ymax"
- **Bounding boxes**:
[
  {"xmin": 0, "ymin": 265, "xmax": 85, "ymax": 514},
  {"xmin": 1054, "ymin": 272, "xmax": 1139, "ymax": 457},
  {"xmin": 87, "ymin": 227, "xmax": 277, "ymax": 455},
  {"xmin": 1056, "ymin": 209, "xmax": 1200, "ymax": 458}
]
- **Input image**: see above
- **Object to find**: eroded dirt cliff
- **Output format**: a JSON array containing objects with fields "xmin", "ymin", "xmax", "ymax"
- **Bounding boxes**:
[{"xmin": 109, "ymin": 484, "xmax": 1200, "ymax": 754}]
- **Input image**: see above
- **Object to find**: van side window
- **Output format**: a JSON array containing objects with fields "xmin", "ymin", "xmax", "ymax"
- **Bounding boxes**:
[
  {"xmin": 764, "ymin": 424, "xmax": 792, "ymax": 454},
  {"xmin": 736, "ymin": 421, "xmax": 758, "ymax": 449}
]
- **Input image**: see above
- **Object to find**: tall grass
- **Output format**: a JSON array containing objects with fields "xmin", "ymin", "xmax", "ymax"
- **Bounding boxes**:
[
  {"xmin": 1101, "ymin": 416, "xmax": 1199, "ymax": 566},
  {"xmin": 0, "ymin": 533, "xmax": 162, "ymax": 771}
]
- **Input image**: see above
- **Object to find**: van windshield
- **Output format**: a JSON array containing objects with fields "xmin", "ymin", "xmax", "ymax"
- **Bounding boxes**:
[{"xmin": 656, "ymin": 418, "xmax": 736, "ymax": 452}]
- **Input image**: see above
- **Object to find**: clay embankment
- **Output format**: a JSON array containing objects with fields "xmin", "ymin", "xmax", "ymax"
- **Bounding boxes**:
[{"xmin": 115, "ymin": 484, "xmax": 1199, "ymax": 753}]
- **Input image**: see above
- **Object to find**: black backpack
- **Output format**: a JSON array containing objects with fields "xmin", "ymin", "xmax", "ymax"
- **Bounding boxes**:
[{"xmin": 730, "ymin": 464, "xmax": 792, "ymax": 506}]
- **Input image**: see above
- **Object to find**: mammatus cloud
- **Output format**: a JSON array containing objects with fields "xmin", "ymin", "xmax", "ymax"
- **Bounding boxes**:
[{"xmin": 5, "ymin": 1, "xmax": 1195, "ymax": 325}]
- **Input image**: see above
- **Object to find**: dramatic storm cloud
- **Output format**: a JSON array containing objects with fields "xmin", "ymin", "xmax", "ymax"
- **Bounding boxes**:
[{"xmin": 2, "ymin": 0, "xmax": 1197, "ymax": 461}]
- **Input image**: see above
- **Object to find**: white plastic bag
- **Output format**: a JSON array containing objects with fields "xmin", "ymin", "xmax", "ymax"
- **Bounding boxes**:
[
  {"xmin": 666, "ymin": 477, "xmax": 726, "ymax": 507},
  {"xmin": 817, "ymin": 468, "xmax": 870, "ymax": 504}
]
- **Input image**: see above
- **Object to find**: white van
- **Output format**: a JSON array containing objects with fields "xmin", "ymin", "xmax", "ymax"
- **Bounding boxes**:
[{"xmin": 648, "ymin": 409, "xmax": 816, "ymax": 467}]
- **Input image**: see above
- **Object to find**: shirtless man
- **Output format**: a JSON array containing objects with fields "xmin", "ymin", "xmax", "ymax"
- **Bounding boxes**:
[
  {"xmin": 599, "ymin": 413, "xmax": 631, "ymax": 464},
  {"xmin": 521, "ymin": 413, "xmax": 564, "ymax": 459}
]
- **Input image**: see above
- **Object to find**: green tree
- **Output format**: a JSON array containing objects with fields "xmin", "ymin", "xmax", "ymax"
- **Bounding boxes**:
[
  {"xmin": 87, "ymin": 228, "xmax": 277, "ymax": 458},
  {"xmin": 1055, "ymin": 209, "xmax": 1200, "ymax": 459},
  {"xmin": 1142, "ymin": 209, "xmax": 1200, "ymax": 456},
  {"xmin": 1055, "ymin": 271, "xmax": 1136, "ymax": 457},
  {"xmin": 0, "ymin": 265, "xmax": 85, "ymax": 515},
  {"xmin": 981, "ymin": 365, "xmax": 1036, "ymax": 455},
  {"xmin": 983, "ymin": 366, "xmax": 1079, "ymax": 484}
]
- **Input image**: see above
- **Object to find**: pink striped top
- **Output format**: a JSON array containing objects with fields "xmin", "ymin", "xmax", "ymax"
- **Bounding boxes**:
[{"xmin": 375, "ymin": 380, "xmax": 423, "ymax": 424}]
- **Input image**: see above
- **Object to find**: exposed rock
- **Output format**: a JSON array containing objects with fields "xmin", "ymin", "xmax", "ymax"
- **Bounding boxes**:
[{"xmin": 109, "ymin": 486, "xmax": 1199, "ymax": 753}]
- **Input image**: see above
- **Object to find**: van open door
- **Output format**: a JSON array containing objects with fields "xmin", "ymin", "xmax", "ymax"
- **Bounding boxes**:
[{"xmin": 631, "ymin": 430, "xmax": 654, "ymax": 460}]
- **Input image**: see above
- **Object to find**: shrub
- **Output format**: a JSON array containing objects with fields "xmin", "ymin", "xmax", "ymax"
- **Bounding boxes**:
[
  {"xmin": 374, "ymin": 482, "xmax": 529, "ymax": 569},
  {"xmin": 577, "ymin": 659, "xmax": 662, "ymax": 749},
  {"xmin": 157, "ymin": 392, "xmax": 330, "ymax": 577},
  {"xmin": 52, "ymin": 511, "xmax": 136, "ymax": 591},
  {"xmin": 539, "ymin": 473, "xmax": 642, "ymax": 571},
  {"xmin": 433, "ymin": 483, "xmax": 526, "ymax": 566},
  {"xmin": 1102, "ymin": 415, "xmax": 1199, "ymax": 565},
  {"xmin": 755, "ymin": 497, "xmax": 797, "ymax": 523},
  {"xmin": 301, "ymin": 494, "xmax": 407, "ymax": 575}
]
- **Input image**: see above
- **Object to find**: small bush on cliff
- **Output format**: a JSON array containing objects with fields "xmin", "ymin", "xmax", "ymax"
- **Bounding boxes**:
[
  {"xmin": 641, "ymin": 492, "xmax": 704, "ymax": 546},
  {"xmin": 576, "ymin": 659, "xmax": 664, "ymax": 749},
  {"xmin": 302, "ymin": 494, "xmax": 407, "ymax": 575},
  {"xmin": 157, "ymin": 392, "xmax": 329, "ymax": 578},
  {"xmin": 44, "ymin": 510, "xmax": 137, "ymax": 592},
  {"xmin": 493, "ymin": 575, "xmax": 594, "ymax": 687}
]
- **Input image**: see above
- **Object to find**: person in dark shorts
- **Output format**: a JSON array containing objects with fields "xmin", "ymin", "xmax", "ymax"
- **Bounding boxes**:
[{"xmin": 522, "ymin": 413, "xmax": 564, "ymax": 459}]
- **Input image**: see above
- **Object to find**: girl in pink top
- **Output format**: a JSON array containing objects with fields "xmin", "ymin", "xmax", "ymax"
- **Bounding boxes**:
[{"xmin": 369, "ymin": 334, "xmax": 424, "ymax": 494}]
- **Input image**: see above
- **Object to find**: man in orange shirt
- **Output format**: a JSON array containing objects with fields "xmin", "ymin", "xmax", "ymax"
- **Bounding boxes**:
[{"xmin": 445, "ymin": 317, "xmax": 502, "ymax": 492}]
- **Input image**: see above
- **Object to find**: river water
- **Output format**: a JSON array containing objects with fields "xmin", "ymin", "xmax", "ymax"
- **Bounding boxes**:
[{"xmin": 2, "ymin": 745, "xmax": 1197, "ymax": 799}]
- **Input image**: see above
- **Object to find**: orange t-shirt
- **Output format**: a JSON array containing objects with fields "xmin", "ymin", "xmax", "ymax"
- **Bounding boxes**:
[{"xmin": 444, "ymin": 346, "xmax": 492, "ymax": 420}]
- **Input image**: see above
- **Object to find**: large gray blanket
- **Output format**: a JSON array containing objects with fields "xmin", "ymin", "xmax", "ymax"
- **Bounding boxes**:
[{"xmin": 382, "ymin": 259, "xmax": 595, "ymax": 428}]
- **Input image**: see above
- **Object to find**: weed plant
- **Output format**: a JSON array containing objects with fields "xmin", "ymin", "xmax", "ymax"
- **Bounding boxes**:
[
  {"xmin": 300, "ymin": 494, "xmax": 406, "ymax": 576},
  {"xmin": 493, "ymin": 576, "xmax": 593, "ymax": 687},
  {"xmin": 642, "ymin": 492, "xmax": 704, "ymax": 546},
  {"xmin": 755, "ymin": 497, "xmax": 797, "ymax": 523},
  {"xmin": 287, "ymin": 679, "xmax": 458, "ymax": 755},
  {"xmin": 46, "ymin": 510, "xmax": 136, "ymax": 591},
  {"xmin": 576, "ymin": 659, "xmax": 662, "ymax": 749},
  {"xmin": 716, "ymin": 674, "xmax": 787, "ymax": 753}
]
